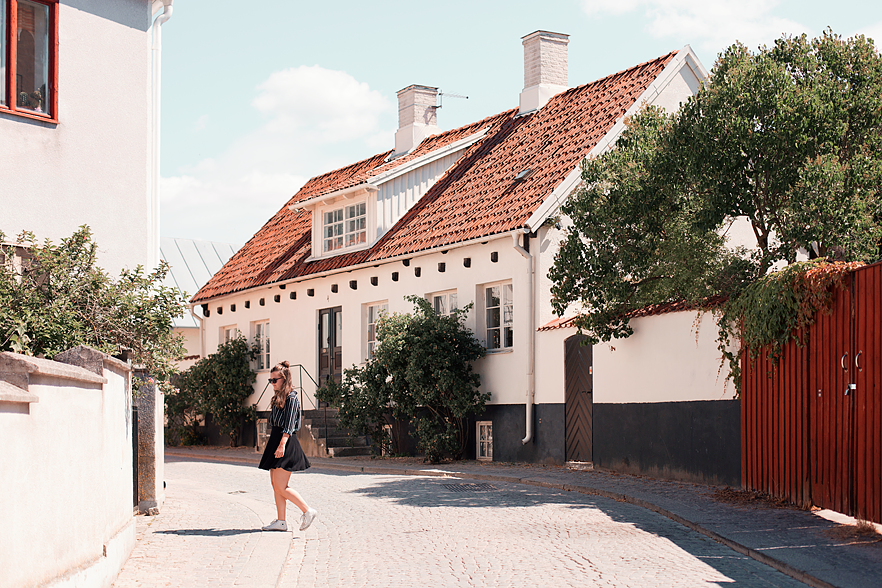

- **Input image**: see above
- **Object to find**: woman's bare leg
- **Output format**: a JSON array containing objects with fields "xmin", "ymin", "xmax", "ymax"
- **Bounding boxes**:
[{"xmin": 270, "ymin": 468, "xmax": 309, "ymax": 519}]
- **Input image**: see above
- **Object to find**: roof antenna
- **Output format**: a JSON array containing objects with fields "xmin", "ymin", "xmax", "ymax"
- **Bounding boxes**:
[{"xmin": 436, "ymin": 89, "xmax": 468, "ymax": 109}]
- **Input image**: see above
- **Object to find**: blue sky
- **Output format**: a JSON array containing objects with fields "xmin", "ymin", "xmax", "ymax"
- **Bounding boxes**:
[{"xmin": 159, "ymin": 0, "xmax": 882, "ymax": 245}]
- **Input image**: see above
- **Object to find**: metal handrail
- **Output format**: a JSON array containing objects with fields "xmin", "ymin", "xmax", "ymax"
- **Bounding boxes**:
[{"xmin": 290, "ymin": 364, "xmax": 319, "ymax": 411}]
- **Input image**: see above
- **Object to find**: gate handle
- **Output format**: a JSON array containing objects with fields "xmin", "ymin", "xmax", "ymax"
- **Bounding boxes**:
[
  {"xmin": 841, "ymin": 352, "xmax": 849, "ymax": 371},
  {"xmin": 855, "ymin": 350, "xmax": 862, "ymax": 371}
]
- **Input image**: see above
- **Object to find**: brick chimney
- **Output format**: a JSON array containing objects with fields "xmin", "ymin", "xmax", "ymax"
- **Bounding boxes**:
[
  {"xmin": 393, "ymin": 85, "xmax": 440, "ymax": 156},
  {"xmin": 519, "ymin": 31, "xmax": 569, "ymax": 115}
]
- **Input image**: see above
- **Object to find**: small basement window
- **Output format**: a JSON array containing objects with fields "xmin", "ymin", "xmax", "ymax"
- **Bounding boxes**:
[{"xmin": 477, "ymin": 421, "xmax": 493, "ymax": 461}]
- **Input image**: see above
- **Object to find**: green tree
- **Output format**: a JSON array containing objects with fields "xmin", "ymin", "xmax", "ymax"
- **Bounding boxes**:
[
  {"xmin": 175, "ymin": 336, "xmax": 257, "ymax": 447},
  {"xmin": 548, "ymin": 106, "xmax": 745, "ymax": 344},
  {"xmin": 318, "ymin": 296, "xmax": 488, "ymax": 462},
  {"xmin": 0, "ymin": 226, "xmax": 186, "ymax": 385},
  {"xmin": 672, "ymin": 29, "xmax": 882, "ymax": 270},
  {"xmin": 550, "ymin": 30, "xmax": 882, "ymax": 374}
]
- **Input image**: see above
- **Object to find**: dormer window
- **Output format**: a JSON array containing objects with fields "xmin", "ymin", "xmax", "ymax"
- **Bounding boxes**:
[{"xmin": 323, "ymin": 202, "xmax": 366, "ymax": 253}]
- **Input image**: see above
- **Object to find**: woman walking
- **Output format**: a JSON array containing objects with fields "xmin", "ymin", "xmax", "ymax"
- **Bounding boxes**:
[{"xmin": 258, "ymin": 361, "xmax": 318, "ymax": 532}]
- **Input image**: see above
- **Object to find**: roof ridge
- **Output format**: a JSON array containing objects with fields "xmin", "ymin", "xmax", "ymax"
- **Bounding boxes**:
[{"xmin": 192, "ymin": 49, "xmax": 683, "ymax": 303}]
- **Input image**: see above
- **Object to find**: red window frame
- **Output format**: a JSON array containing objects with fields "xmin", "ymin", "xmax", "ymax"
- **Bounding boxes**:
[{"xmin": 1, "ymin": 0, "xmax": 59, "ymax": 122}]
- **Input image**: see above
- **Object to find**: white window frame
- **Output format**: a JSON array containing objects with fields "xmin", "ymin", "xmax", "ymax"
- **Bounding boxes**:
[
  {"xmin": 428, "ymin": 289, "xmax": 458, "ymax": 318},
  {"xmin": 220, "ymin": 325, "xmax": 239, "ymax": 344},
  {"xmin": 252, "ymin": 320, "xmax": 270, "ymax": 371},
  {"xmin": 309, "ymin": 193, "xmax": 377, "ymax": 259},
  {"xmin": 321, "ymin": 200, "xmax": 368, "ymax": 253},
  {"xmin": 477, "ymin": 421, "xmax": 493, "ymax": 461},
  {"xmin": 364, "ymin": 301, "xmax": 388, "ymax": 362},
  {"xmin": 483, "ymin": 281, "xmax": 513, "ymax": 351}
]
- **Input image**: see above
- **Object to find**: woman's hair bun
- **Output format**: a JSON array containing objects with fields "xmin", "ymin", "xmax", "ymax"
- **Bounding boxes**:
[{"xmin": 280, "ymin": 360, "xmax": 290, "ymax": 368}]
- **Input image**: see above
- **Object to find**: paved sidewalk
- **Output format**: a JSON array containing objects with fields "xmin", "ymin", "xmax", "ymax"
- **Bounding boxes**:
[{"xmin": 164, "ymin": 446, "xmax": 882, "ymax": 588}]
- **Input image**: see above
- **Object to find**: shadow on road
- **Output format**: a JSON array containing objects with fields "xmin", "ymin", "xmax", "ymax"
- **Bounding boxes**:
[
  {"xmin": 156, "ymin": 528, "xmax": 263, "ymax": 537},
  {"xmin": 345, "ymin": 475, "xmax": 808, "ymax": 587}
]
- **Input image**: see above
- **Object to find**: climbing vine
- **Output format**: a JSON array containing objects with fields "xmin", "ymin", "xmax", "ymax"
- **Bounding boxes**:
[{"xmin": 716, "ymin": 260, "xmax": 864, "ymax": 392}]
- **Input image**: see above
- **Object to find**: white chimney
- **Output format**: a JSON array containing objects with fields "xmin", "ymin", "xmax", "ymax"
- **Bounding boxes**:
[
  {"xmin": 519, "ymin": 31, "xmax": 569, "ymax": 115},
  {"xmin": 394, "ymin": 85, "xmax": 440, "ymax": 156}
]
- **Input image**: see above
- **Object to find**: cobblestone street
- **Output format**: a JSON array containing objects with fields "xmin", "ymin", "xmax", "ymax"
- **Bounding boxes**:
[{"xmin": 113, "ymin": 457, "xmax": 810, "ymax": 588}]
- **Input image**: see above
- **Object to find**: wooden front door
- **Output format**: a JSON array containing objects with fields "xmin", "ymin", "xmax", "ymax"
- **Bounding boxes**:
[
  {"xmin": 319, "ymin": 306, "xmax": 342, "ymax": 386},
  {"xmin": 565, "ymin": 334, "xmax": 593, "ymax": 462}
]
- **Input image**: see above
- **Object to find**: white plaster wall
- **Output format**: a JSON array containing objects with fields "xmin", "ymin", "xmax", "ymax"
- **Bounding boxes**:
[
  {"xmin": 173, "ymin": 326, "xmax": 201, "ymax": 372},
  {"xmin": 0, "ymin": 0, "xmax": 153, "ymax": 276},
  {"xmin": 652, "ymin": 63, "xmax": 702, "ymax": 114},
  {"xmin": 200, "ymin": 234, "xmax": 534, "ymax": 411},
  {"xmin": 536, "ymin": 310, "xmax": 734, "ymax": 409},
  {"xmin": 0, "ymin": 361, "xmax": 135, "ymax": 588}
]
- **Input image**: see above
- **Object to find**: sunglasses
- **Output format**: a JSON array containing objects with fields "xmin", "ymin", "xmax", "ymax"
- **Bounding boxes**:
[{"xmin": 268, "ymin": 377, "xmax": 282, "ymax": 383}]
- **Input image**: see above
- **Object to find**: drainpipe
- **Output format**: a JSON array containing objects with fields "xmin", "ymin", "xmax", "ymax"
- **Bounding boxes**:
[
  {"xmin": 149, "ymin": 1, "xmax": 174, "ymax": 269},
  {"xmin": 512, "ymin": 230, "xmax": 535, "ymax": 444},
  {"xmin": 189, "ymin": 304, "xmax": 205, "ymax": 361}
]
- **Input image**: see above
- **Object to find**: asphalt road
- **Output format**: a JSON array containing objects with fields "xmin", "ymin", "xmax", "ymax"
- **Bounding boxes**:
[{"xmin": 112, "ymin": 457, "xmax": 807, "ymax": 588}]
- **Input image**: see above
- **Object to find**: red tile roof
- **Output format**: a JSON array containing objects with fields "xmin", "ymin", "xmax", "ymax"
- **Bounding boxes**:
[
  {"xmin": 193, "ymin": 51, "xmax": 678, "ymax": 303},
  {"xmin": 537, "ymin": 297, "xmax": 727, "ymax": 332}
]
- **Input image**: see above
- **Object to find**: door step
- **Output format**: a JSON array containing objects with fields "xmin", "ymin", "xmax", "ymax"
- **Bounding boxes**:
[{"xmin": 566, "ymin": 461, "xmax": 594, "ymax": 471}]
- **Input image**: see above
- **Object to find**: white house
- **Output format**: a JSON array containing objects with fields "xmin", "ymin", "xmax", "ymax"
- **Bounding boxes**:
[
  {"xmin": 0, "ymin": 0, "xmax": 174, "ymax": 275},
  {"xmin": 0, "ymin": 3, "xmax": 175, "ymax": 586},
  {"xmin": 192, "ymin": 31, "xmax": 731, "ymax": 475}
]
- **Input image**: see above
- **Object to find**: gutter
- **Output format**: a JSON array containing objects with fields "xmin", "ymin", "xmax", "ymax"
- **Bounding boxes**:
[
  {"xmin": 511, "ymin": 230, "xmax": 535, "ymax": 444},
  {"xmin": 149, "ymin": 0, "xmax": 173, "ymax": 269}
]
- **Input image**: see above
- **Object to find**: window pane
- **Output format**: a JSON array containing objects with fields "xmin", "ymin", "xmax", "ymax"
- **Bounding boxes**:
[
  {"xmin": 449, "ymin": 293, "xmax": 457, "ymax": 312},
  {"xmin": 335, "ymin": 311, "xmax": 342, "ymax": 346},
  {"xmin": 1, "ymin": 0, "xmax": 6, "ymax": 106},
  {"xmin": 504, "ymin": 326, "xmax": 513, "ymax": 348},
  {"xmin": 17, "ymin": 1, "xmax": 50, "ymax": 114},
  {"xmin": 434, "ymin": 295, "xmax": 446, "ymax": 316},
  {"xmin": 503, "ymin": 303, "xmax": 513, "ymax": 326},
  {"xmin": 321, "ymin": 314, "xmax": 329, "ymax": 349},
  {"xmin": 486, "ymin": 307, "xmax": 500, "ymax": 328},
  {"xmin": 487, "ymin": 328, "xmax": 500, "ymax": 349},
  {"xmin": 486, "ymin": 286, "xmax": 500, "ymax": 308}
]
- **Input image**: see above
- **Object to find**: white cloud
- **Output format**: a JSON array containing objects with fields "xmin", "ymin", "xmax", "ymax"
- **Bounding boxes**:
[
  {"xmin": 161, "ymin": 66, "xmax": 393, "ymax": 244},
  {"xmin": 582, "ymin": 0, "xmax": 809, "ymax": 56},
  {"xmin": 193, "ymin": 114, "xmax": 209, "ymax": 131},
  {"xmin": 252, "ymin": 65, "xmax": 391, "ymax": 141}
]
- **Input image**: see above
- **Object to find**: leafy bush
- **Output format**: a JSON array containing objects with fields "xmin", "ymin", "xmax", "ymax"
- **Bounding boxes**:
[
  {"xmin": 0, "ymin": 226, "xmax": 186, "ymax": 387},
  {"xmin": 318, "ymin": 296, "xmax": 488, "ymax": 462},
  {"xmin": 173, "ymin": 336, "xmax": 257, "ymax": 447}
]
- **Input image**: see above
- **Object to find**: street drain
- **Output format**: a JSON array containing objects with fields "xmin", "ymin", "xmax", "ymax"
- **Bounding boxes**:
[
  {"xmin": 441, "ymin": 483, "xmax": 497, "ymax": 493},
  {"xmin": 228, "ymin": 490, "xmax": 246, "ymax": 494}
]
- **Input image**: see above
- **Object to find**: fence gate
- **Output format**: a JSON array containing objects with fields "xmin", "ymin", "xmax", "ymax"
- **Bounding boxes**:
[{"xmin": 742, "ymin": 261, "xmax": 882, "ymax": 523}]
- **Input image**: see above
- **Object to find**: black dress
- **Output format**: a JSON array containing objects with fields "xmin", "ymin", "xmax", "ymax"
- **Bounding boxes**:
[{"xmin": 258, "ymin": 391, "xmax": 311, "ymax": 472}]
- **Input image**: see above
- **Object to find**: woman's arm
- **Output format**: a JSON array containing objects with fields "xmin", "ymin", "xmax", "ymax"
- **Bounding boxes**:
[{"xmin": 274, "ymin": 433, "xmax": 289, "ymax": 458}]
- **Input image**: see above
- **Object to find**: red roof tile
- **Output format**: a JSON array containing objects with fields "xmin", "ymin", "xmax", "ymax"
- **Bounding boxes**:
[
  {"xmin": 193, "ymin": 51, "xmax": 678, "ymax": 303},
  {"xmin": 537, "ymin": 297, "xmax": 727, "ymax": 332}
]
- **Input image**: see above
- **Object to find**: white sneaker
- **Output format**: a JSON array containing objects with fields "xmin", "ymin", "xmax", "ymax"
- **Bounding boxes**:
[
  {"xmin": 299, "ymin": 508, "xmax": 318, "ymax": 531},
  {"xmin": 262, "ymin": 519, "xmax": 287, "ymax": 532}
]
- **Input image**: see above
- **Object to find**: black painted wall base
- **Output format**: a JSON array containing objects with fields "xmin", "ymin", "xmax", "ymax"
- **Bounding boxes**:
[
  {"xmin": 594, "ymin": 400, "xmax": 741, "ymax": 486},
  {"xmin": 472, "ymin": 403, "xmax": 566, "ymax": 464}
]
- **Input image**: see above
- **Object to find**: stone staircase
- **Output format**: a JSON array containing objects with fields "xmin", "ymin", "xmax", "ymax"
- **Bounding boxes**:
[{"xmin": 298, "ymin": 408, "xmax": 372, "ymax": 458}]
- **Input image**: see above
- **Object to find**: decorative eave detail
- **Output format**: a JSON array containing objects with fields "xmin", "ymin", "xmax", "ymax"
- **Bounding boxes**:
[
  {"xmin": 289, "ymin": 183, "xmax": 379, "ymax": 212},
  {"xmin": 370, "ymin": 127, "xmax": 489, "ymax": 186}
]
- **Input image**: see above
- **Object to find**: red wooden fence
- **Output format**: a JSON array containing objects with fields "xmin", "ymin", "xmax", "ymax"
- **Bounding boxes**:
[{"xmin": 742, "ymin": 261, "xmax": 882, "ymax": 523}]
